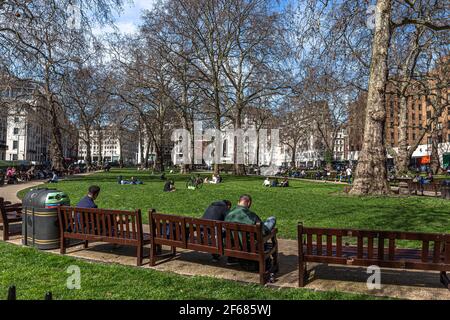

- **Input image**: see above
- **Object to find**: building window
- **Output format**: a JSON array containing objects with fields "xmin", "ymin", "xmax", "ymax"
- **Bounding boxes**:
[
  {"xmin": 14, "ymin": 117, "xmax": 19, "ymax": 123},
  {"xmin": 13, "ymin": 140, "xmax": 18, "ymax": 150},
  {"xmin": 427, "ymin": 137, "xmax": 432, "ymax": 145},
  {"xmin": 427, "ymin": 111, "xmax": 432, "ymax": 119},
  {"xmin": 12, "ymin": 154, "xmax": 18, "ymax": 160},
  {"xmin": 13, "ymin": 128, "xmax": 19, "ymax": 135}
]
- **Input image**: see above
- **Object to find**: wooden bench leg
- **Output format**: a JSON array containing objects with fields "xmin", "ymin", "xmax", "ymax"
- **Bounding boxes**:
[
  {"xmin": 298, "ymin": 262, "xmax": 307, "ymax": 287},
  {"xmin": 441, "ymin": 271, "xmax": 450, "ymax": 290},
  {"xmin": 60, "ymin": 237, "xmax": 66, "ymax": 254},
  {"xmin": 137, "ymin": 244, "xmax": 143, "ymax": 266},
  {"xmin": 171, "ymin": 246, "xmax": 176, "ymax": 256},
  {"xmin": 84, "ymin": 240, "xmax": 89, "ymax": 249},
  {"xmin": 259, "ymin": 259, "xmax": 266, "ymax": 285},
  {"xmin": 2, "ymin": 222, "xmax": 10, "ymax": 241},
  {"xmin": 150, "ymin": 244, "xmax": 157, "ymax": 266}
]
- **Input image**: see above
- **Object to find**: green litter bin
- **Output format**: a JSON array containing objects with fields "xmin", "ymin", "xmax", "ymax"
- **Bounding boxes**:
[{"xmin": 22, "ymin": 188, "xmax": 70, "ymax": 250}]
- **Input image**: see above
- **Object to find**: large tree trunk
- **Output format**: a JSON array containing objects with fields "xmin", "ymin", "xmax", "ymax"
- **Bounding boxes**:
[
  {"xmin": 430, "ymin": 128, "xmax": 440, "ymax": 174},
  {"xmin": 144, "ymin": 138, "xmax": 151, "ymax": 169},
  {"xmin": 85, "ymin": 140, "xmax": 92, "ymax": 167},
  {"xmin": 290, "ymin": 145, "xmax": 296, "ymax": 167},
  {"xmin": 350, "ymin": 0, "xmax": 392, "ymax": 195},
  {"xmin": 396, "ymin": 95, "xmax": 410, "ymax": 175},
  {"xmin": 49, "ymin": 106, "xmax": 65, "ymax": 172},
  {"xmin": 233, "ymin": 108, "xmax": 245, "ymax": 176},
  {"xmin": 97, "ymin": 127, "xmax": 103, "ymax": 165},
  {"xmin": 256, "ymin": 129, "xmax": 260, "ymax": 169},
  {"xmin": 139, "ymin": 122, "xmax": 145, "ymax": 168}
]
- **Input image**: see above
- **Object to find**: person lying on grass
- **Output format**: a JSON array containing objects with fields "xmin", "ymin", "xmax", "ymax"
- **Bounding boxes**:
[{"xmin": 120, "ymin": 177, "xmax": 143, "ymax": 185}]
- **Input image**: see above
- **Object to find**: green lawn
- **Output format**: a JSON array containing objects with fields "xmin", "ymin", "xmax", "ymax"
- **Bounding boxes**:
[
  {"xmin": 9, "ymin": 168, "xmax": 446, "ymax": 300},
  {"xmin": 18, "ymin": 169, "xmax": 450, "ymax": 241},
  {"xmin": 0, "ymin": 242, "xmax": 376, "ymax": 300}
]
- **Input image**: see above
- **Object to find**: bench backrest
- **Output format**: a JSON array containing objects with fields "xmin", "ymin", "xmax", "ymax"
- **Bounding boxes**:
[
  {"xmin": 148, "ymin": 211, "xmax": 264, "ymax": 258},
  {"xmin": 298, "ymin": 224, "xmax": 450, "ymax": 269},
  {"xmin": 149, "ymin": 211, "xmax": 186, "ymax": 248},
  {"xmin": 185, "ymin": 217, "xmax": 221, "ymax": 254},
  {"xmin": 0, "ymin": 197, "xmax": 22, "ymax": 223},
  {"xmin": 222, "ymin": 221, "xmax": 263, "ymax": 260},
  {"xmin": 58, "ymin": 206, "xmax": 144, "ymax": 245}
]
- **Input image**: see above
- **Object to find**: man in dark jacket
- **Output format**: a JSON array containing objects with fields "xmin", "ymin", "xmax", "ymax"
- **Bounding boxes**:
[
  {"xmin": 77, "ymin": 185, "xmax": 100, "ymax": 208},
  {"xmin": 202, "ymin": 200, "xmax": 232, "ymax": 221},
  {"xmin": 202, "ymin": 200, "xmax": 231, "ymax": 262}
]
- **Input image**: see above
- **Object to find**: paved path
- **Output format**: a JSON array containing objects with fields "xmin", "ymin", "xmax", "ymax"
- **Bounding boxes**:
[
  {"xmin": 0, "ymin": 171, "xmax": 101, "ymax": 203},
  {"xmin": 1, "ymin": 174, "xmax": 449, "ymax": 300},
  {"xmin": 0, "ymin": 180, "xmax": 47, "ymax": 202}
]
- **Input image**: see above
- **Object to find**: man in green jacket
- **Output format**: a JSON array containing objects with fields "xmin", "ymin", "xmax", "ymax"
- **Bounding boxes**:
[
  {"xmin": 224, "ymin": 194, "xmax": 277, "ymax": 268},
  {"xmin": 225, "ymin": 194, "xmax": 276, "ymax": 235}
]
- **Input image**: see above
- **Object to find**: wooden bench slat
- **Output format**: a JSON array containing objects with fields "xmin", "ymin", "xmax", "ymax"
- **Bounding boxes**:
[{"xmin": 421, "ymin": 241, "xmax": 429, "ymax": 262}]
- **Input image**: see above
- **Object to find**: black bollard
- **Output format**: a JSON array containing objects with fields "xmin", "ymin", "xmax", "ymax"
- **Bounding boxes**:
[
  {"xmin": 44, "ymin": 292, "xmax": 53, "ymax": 300},
  {"xmin": 7, "ymin": 285, "xmax": 16, "ymax": 300}
]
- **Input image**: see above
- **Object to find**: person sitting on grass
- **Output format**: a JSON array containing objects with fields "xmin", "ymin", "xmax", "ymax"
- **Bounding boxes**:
[
  {"xmin": 77, "ymin": 185, "xmax": 100, "ymax": 209},
  {"xmin": 47, "ymin": 171, "xmax": 59, "ymax": 183},
  {"xmin": 270, "ymin": 178, "xmax": 279, "ymax": 188},
  {"xmin": 210, "ymin": 174, "xmax": 218, "ymax": 184},
  {"xmin": 163, "ymin": 180, "xmax": 176, "ymax": 192},
  {"xmin": 160, "ymin": 172, "xmax": 167, "ymax": 180},
  {"xmin": 202, "ymin": 200, "xmax": 232, "ymax": 262},
  {"xmin": 224, "ymin": 195, "xmax": 276, "ymax": 267},
  {"xmin": 280, "ymin": 177, "xmax": 289, "ymax": 187},
  {"xmin": 263, "ymin": 177, "xmax": 271, "ymax": 187}
]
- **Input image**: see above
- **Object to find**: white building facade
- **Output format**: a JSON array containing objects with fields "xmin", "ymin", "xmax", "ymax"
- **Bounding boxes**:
[
  {"xmin": 78, "ymin": 127, "xmax": 138, "ymax": 165},
  {"xmin": 5, "ymin": 107, "xmax": 77, "ymax": 163}
]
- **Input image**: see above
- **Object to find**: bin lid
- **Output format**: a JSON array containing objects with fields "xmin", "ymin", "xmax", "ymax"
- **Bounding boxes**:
[{"xmin": 23, "ymin": 188, "xmax": 70, "ymax": 209}]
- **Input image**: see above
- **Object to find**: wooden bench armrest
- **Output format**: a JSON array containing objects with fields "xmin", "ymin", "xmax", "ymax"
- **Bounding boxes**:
[{"xmin": 263, "ymin": 228, "xmax": 278, "ymax": 243}]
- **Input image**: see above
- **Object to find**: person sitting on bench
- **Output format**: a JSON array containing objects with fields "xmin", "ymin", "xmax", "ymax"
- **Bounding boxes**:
[
  {"xmin": 202, "ymin": 200, "xmax": 232, "ymax": 262},
  {"xmin": 77, "ymin": 185, "xmax": 100, "ymax": 209},
  {"xmin": 225, "ymin": 194, "xmax": 276, "ymax": 267},
  {"xmin": 163, "ymin": 180, "xmax": 176, "ymax": 192}
]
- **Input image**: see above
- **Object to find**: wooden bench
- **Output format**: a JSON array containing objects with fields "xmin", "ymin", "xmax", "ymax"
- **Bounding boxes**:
[
  {"xmin": 149, "ymin": 210, "xmax": 278, "ymax": 285},
  {"xmin": 57, "ymin": 206, "xmax": 150, "ymax": 266},
  {"xmin": 298, "ymin": 223, "xmax": 450, "ymax": 290},
  {"xmin": 408, "ymin": 180, "xmax": 440, "ymax": 196},
  {"xmin": 0, "ymin": 197, "xmax": 22, "ymax": 241}
]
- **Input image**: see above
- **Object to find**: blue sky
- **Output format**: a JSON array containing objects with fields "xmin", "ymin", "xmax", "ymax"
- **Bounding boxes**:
[
  {"xmin": 94, "ymin": 0, "xmax": 157, "ymax": 35},
  {"xmin": 94, "ymin": 0, "xmax": 290, "ymax": 35}
]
